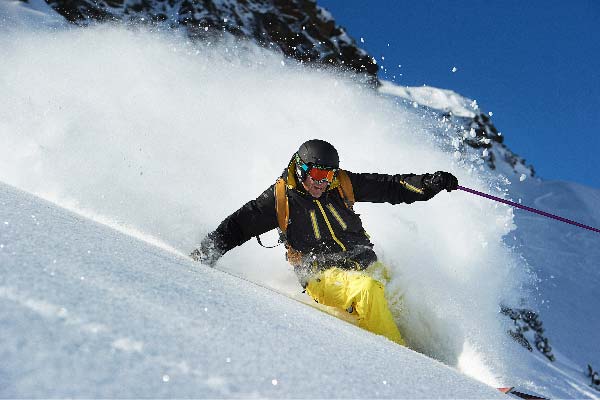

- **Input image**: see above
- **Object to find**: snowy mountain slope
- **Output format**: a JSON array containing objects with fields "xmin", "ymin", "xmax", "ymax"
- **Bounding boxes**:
[
  {"xmin": 0, "ymin": 182, "xmax": 504, "ymax": 398},
  {"xmin": 0, "ymin": 0, "xmax": 67, "ymax": 30},
  {"xmin": 379, "ymin": 81, "xmax": 535, "ymax": 179},
  {"xmin": 509, "ymin": 179, "xmax": 600, "ymax": 365},
  {"xmin": 380, "ymin": 79, "xmax": 600, "ymax": 371},
  {"xmin": 1, "ymin": 1, "xmax": 599, "ymax": 399},
  {"xmin": 380, "ymin": 82, "xmax": 600, "ymax": 396},
  {"xmin": 379, "ymin": 81, "xmax": 478, "ymax": 119}
]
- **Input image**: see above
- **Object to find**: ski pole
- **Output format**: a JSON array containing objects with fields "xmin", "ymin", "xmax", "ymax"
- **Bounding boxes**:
[{"xmin": 457, "ymin": 185, "xmax": 600, "ymax": 234}]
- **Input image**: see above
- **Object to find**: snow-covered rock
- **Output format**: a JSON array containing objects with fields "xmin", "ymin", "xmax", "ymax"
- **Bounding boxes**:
[
  {"xmin": 380, "ymin": 81, "xmax": 535, "ymax": 180},
  {"xmin": 40, "ymin": 0, "xmax": 378, "ymax": 79}
]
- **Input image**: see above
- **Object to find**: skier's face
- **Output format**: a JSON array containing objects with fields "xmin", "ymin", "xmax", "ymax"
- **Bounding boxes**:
[{"xmin": 302, "ymin": 175, "xmax": 329, "ymax": 198}]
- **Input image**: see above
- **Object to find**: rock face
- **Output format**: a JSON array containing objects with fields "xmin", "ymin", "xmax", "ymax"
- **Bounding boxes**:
[
  {"xmin": 461, "ymin": 112, "xmax": 535, "ymax": 177},
  {"xmin": 44, "ymin": 0, "xmax": 378, "ymax": 80}
]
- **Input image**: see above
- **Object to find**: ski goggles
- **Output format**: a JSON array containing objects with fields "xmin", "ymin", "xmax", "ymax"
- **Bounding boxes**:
[
  {"xmin": 297, "ymin": 156, "xmax": 337, "ymax": 183},
  {"xmin": 307, "ymin": 166, "xmax": 336, "ymax": 183}
]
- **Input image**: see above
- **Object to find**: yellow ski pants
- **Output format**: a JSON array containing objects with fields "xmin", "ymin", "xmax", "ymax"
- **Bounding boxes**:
[{"xmin": 305, "ymin": 266, "xmax": 405, "ymax": 345}]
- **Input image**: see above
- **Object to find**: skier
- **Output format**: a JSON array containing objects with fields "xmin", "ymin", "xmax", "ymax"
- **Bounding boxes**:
[{"xmin": 191, "ymin": 139, "xmax": 458, "ymax": 345}]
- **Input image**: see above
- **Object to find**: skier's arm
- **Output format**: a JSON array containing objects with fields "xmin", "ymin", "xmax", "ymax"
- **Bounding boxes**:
[
  {"xmin": 346, "ymin": 170, "xmax": 458, "ymax": 204},
  {"xmin": 191, "ymin": 185, "xmax": 278, "ymax": 266}
]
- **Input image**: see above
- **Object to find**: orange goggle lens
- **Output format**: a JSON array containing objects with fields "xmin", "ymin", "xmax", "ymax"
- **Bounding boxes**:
[{"xmin": 308, "ymin": 167, "xmax": 336, "ymax": 183}]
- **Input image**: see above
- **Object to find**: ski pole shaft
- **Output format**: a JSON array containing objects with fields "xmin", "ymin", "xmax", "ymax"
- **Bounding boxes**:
[{"xmin": 457, "ymin": 185, "xmax": 600, "ymax": 234}]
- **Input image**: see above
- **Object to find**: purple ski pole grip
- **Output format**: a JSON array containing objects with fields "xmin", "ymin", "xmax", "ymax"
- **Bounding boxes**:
[{"xmin": 457, "ymin": 185, "xmax": 600, "ymax": 234}]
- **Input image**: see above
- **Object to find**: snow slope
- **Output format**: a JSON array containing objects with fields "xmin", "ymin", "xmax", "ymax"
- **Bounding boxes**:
[
  {"xmin": 510, "ymin": 178, "xmax": 600, "ymax": 365},
  {"xmin": 379, "ymin": 81, "xmax": 478, "ymax": 118},
  {"xmin": 1, "ymin": 1, "xmax": 599, "ymax": 398},
  {"xmin": 0, "ymin": 182, "xmax": 504, "ymax": 398},
  {"xmin": 382, "ymin": 78, "xmax": 600, "ymax": 371},
  {"xmin": 380, "ymin": 81, "xmax": 600, "ymax": 397},
  {"xmin": 0, "ymin": 0, "xmax": 67, "ymax": 31}
]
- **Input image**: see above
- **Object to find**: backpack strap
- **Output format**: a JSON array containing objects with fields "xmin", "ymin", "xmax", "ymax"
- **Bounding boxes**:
[
  {"xmin": 336, "ymin": 170, "xmax": 355, "ymax": 209},
  {"xmin": 256, "ymin": 178, "xmax": 288, "ymax": 249},
  {"xmin": 274, "ymin": 177, "xmax": 289, "ymax": 234}
]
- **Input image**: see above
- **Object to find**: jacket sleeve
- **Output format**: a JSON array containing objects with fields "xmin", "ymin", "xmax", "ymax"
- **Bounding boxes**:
[
  {"xmin": 206, "ymin": 184, "xmax": 279, "ymax": 255},
  {"xmin": 346, "ymin": 170, "xmax": 436, "ymax": 204}
]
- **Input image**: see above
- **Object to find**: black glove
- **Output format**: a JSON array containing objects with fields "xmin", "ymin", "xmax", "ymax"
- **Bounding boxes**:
[
  {"xmin": 190, "ymin": 236, "xmax": 222, "ymax": 267},
  {"xmin": 423, "ymin": 171, "xmax": 459, "ymax": 195}
]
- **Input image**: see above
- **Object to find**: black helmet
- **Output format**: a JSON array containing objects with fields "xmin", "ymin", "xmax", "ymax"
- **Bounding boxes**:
[{"xmin": 296, "ymin": 139, "xmax": 339, "ymax": 169}]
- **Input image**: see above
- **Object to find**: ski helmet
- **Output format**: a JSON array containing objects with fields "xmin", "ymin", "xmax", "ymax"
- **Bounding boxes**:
[
  {"xmin": 295, "ymin": 139, "xmax": 339, "ymax": 184},
  {"xmin": 296, "ymin": 139, "xmax": 339, "ymax": 169}
]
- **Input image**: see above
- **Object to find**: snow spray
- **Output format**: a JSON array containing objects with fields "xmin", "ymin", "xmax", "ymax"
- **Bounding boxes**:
[{"xmin": 0, "ymin": 24, "xmax": 531, "ymax": 386}]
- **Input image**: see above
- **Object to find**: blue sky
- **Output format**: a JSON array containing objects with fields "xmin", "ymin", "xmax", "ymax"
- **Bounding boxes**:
[{"xmin": 318, "ymin": 0, "xmax": 600, "ymax": 189}]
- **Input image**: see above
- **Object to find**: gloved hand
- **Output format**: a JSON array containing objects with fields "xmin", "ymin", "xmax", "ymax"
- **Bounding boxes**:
[
  {"xmin": 190, "ymin": 237, "xmax": 222, "ymax": 267},
  {"xmin": 423, "ymin": 171, "xmax": 459, "ymax": 195}
]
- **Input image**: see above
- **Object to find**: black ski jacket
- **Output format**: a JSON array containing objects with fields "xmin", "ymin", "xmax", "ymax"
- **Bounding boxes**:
[{"xmin": 205, "ymin": 160, "xmax": 440, "ymax": 277}]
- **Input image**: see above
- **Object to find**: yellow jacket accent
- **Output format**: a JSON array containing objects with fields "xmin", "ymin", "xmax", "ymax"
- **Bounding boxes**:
[
  {"xmin": 309, "ymin": 210, "xmax": 321, "ymax": 240},
  {"xmin": 326, "ymin": 203, "xmax": 348, "ymax": 230},
  {"xmin": 314, "ymin": 199, "xmax": 346, "ymax": 252},
  {"xmin": 400, "ymin": 180, "xmax": 424, "ymax": 195}
]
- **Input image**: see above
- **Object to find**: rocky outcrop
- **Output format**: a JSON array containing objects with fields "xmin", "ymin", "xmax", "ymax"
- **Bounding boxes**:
[
  {"xmin": 460, "ymin": 112, "xmax": 535, "ymax": 177},
  {"xmin": 42, "ymin": 0, "xmax": 378, "ymax": 81},
  {"xmin": 501, "ymin": 306, "xmax": 555, "ymax": 362}
]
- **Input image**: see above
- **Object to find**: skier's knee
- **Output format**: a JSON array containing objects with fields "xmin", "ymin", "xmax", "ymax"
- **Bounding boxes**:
[{"xmin": 362, "ymin": 277, "xmax": 385, "ymax": 301}]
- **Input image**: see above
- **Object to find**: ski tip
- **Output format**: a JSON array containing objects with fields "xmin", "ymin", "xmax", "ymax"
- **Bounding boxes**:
[
  {"xmin": 497, "ymin": 386, "xmax": 548, "ymax": 400},
  {"xmin": 498, "ymin": 387, "xmax": 514, "ymax": 394}
]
